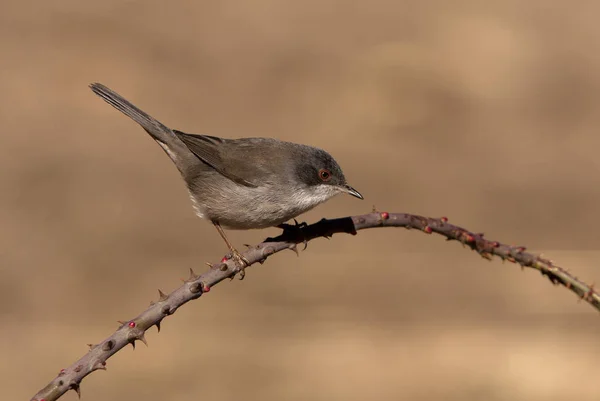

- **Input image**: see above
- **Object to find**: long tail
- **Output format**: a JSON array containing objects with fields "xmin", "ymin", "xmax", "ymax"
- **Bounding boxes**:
[
  {"xmin": 89, "ymin": 83, "xmax": 196, "ymax": 173},
  {"xmin": 90, "ymin": 83, "xmax": 179, "ymax": 147}
]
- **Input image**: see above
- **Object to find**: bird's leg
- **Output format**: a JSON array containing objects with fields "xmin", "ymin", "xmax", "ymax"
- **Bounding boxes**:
[{"xmin": 213, "ymin": 222, "xmax": 250, "ymax": 280}]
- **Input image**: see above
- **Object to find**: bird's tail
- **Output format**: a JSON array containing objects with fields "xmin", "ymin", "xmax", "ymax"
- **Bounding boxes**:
[{"xmin": 89, "ymin": 83, "xmax": 178, "ymax": 146}]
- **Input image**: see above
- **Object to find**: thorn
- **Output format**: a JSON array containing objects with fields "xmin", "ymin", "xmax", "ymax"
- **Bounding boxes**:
[
  {"xmin": 288, "ymin": 243, "xmax": 299, "ymax": 256},
  {"xmin": 149, "ymin": 300, "xmax": 155, "ymax": 306},
  {"xmin": 188, "ymin": 267, "xmax": 199, "ymax": 281},
  {"xmin": 138, "ymin": 334, "xmax": 148, "ymax": 347},
  {"xmin": 87, "ymin": 343, "xmax": 95, "ymax": 351},
  {"xmin": 205, "ymin": 262, "xmax": 214, "ymax": 268},
  {"xmin": 243, "ymin": 244, "xmax": 251, "ymax": 248},
  {"xmin": 130, "ymin": 341, "xmax": 136, "ymax": 350},
  {"xmin": 117, "ymin": 320, "xmax": 126, "ymax": 326},
  {"xmin": 155, "ymin": 321, "xmax": 161, "ymax": 333},
  {"xmin": 70, "ymin": 382, "xmax": 81, "ymax": 399},
  {"xmin": 371, "ymin": 205, "xmax": 377, "ymax": 212},
  {"xmin": 158, "ymin": 289, "xmax": 168, "ymax": 302}
]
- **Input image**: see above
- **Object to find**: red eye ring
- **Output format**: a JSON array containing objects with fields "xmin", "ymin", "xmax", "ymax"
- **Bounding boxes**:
[{"xmin": 318, "ymin": 169, "xmax": 331, "ymax": 181}]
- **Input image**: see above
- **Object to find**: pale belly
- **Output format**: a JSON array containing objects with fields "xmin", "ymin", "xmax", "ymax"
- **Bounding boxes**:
[{"xmin": 187, "ymin": 183, "xmax": 339, "ymax": 230}]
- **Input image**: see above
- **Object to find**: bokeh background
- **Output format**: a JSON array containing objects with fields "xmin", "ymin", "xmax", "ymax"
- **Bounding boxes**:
[{"xmin": 2, "ymin": 1, "xmax": 600, "ymax": 400}]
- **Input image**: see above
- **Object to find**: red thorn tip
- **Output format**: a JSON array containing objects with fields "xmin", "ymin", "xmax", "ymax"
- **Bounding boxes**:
[
  {"xmin": 60, "ymin": 369, "xmax": 65, "ymax": 373},
  {"xmin": 440, "ymin": 216, "xmax": 448, "ymax": 222},
  {"xmin": 221, "ymin": 257, "xmax": 228, "ymax": 263},
  {"xmin": 128, "ymin": 321, "xmax": 136, "ymax": 328},
  {"xmin": 491, "ymin": 241, "xmax": 500, "ymax": 247},
  {"xmin": 423, "ymin": 226, "xmax": 433, "ymax": 234},
  {"xmin": 381, "ymin": 212, "xmax": 389, "ymax": 220},
  {"xmin": 465, "ymin": 235, "xmax": 474, "ymax": 242},
  {"xmin": 203, "ymin": 285, "xmax": 211, "ymax": 292}
]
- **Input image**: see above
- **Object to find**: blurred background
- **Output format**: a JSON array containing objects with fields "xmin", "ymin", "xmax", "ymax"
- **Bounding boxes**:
[{"xmin": 2, "ymin": 1, "xmax": 600, "ymax": 400}]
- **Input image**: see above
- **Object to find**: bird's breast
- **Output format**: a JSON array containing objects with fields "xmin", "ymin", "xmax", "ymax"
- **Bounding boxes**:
[{"xmin": 188, "ymin": 182, "xmax": 337, "ymax": 230}]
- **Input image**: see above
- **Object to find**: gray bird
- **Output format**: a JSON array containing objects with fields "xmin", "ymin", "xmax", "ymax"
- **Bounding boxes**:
[{"xmin": 89, "ymin": 83, "xmax": 363, "ymax": 277}]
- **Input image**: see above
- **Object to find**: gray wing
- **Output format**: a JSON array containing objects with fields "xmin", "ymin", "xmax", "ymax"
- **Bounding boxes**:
[{"xmin": 174, "ymin": 131, "xmax": 280, "ymax": 188}]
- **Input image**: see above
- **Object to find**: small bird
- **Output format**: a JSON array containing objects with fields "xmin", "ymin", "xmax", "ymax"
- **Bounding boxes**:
[{"xmin": 89, "ymin": 83, "xmax": 363, "ymax": 277}]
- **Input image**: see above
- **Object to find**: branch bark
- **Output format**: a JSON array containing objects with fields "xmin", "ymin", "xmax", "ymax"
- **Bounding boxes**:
[{"xmin": 30, "ymin": 212, "xmax": 599, "ymax": 401}]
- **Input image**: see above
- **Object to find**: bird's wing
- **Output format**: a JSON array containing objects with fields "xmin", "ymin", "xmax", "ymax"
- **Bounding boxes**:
[{"xmin": 174, "ymin": 131, "xmax": 278, "ymax": 188}]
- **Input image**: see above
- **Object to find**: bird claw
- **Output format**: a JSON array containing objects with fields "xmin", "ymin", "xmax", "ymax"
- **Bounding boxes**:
[
  {"xmin": 278, "ymin": 219, "xmax": 309, "ymax": 231},
  {"xmin": 277, "ymin": 220, "xmax": 309, "ymax": 250},
  {"xmin": 227, "ymin": 250, "xmax": 250, "ymax": 280}
]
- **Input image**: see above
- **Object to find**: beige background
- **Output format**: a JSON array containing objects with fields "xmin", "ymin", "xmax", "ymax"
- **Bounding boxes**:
[{"xmin": 3, "ymin": 1, "xmax": 600, "ymax": 400}]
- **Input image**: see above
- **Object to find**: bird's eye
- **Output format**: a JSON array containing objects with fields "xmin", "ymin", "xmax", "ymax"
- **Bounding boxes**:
[{"xmin": 318, "ymin": 169, "xmax": 331, "ymax": 181}]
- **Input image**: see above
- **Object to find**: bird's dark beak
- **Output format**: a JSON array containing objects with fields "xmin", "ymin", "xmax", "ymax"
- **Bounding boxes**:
[{"xmin": 342, "ymin": 184, "xmax": 364, "ymax": 200}]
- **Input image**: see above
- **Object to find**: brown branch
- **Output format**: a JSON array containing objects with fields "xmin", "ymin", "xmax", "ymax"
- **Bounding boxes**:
[{"xmin": 30, "ymin": 212, "xmax": 600, "ymax": 401}]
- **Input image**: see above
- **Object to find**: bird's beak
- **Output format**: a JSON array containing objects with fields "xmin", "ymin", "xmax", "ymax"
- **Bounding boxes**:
[{"xmin": 342, "ymin": 184, "xmax": 364, "ymax": 200}]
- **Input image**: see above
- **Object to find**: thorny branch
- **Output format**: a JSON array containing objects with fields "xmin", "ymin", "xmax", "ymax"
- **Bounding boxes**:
[{"xmin": 31, "ymin": 212, "xmax": 600, "ymax": 401}]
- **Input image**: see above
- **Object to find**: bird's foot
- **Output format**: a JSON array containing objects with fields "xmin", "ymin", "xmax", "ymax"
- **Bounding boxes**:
[
  {"xmin": 226, "ymin": 248, "xmax": 250, "ymax": 280},
  {"xmin": 277, "ymin": 219, "xmax": 309, "ymax": 250}
]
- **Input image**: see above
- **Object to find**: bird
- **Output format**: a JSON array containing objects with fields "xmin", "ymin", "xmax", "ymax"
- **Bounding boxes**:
[{"xmin": 89, "ymin": 83, "xmax": 363, "ymax": 278}]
